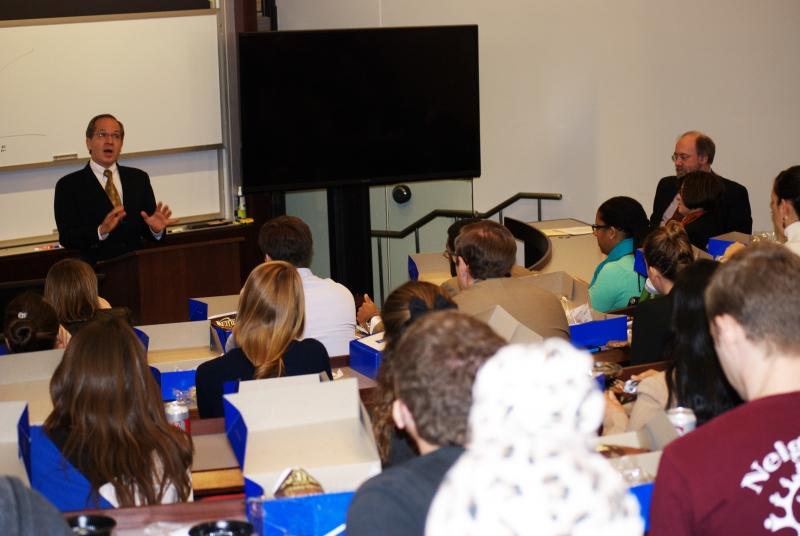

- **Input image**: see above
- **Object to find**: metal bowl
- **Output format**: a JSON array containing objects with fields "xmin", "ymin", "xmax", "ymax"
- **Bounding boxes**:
[{"xmin": 188, "ymin": 520, "xmax": 254, "ymax": 536}]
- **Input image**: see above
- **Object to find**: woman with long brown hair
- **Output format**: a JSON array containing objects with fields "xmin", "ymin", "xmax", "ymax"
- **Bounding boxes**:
[
  {"xmin": 37, "ymin": 315, "xmax": 193, "ymax": 510},
  {"xmin": 196, "ymin": 261, "xmax": 331, "ymax": 418},
  {"xmin": 370, "ymin": 280, "xmax": 457, "ymax": 466},
  {"xmin": 44, "ymin": 258, "xmax": 111, "ymax": 334}
]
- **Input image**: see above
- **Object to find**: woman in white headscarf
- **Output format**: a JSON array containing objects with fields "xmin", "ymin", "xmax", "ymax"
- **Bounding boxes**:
[{"xmin": 426, "ymin": 339, "xmax": 643, "ymax": 536}]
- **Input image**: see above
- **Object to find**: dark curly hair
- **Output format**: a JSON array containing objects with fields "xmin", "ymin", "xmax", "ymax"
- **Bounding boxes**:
[{"xmin": 391, "ymin": 310, "xmax": 505, "ymax": 447}]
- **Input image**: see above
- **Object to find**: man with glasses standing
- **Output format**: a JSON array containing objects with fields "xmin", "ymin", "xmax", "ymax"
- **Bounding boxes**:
[
  {"xmin": 650, "ymin": 130, "xmax": 751, "ymax": 233},
  {"xmin": 54, "ymin": 114, "xmax": 177, "ymax": 263}
]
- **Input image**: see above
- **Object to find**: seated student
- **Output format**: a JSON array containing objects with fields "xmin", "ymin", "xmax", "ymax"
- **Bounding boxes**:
[
  {"xmin": 629, "ymin": 221, "xmax": 695, "ymax": 365},
  {"xmin": 604, "ymin": 260, "xmax": 741, "ymax": 435},
  {"xmin": 196, "ymin": 261, "xmax": 331, "ymax": 418},
  {"xmin": 258, "ymin": 216, "xmax": 355, "ymax": 356},
  {"xmin": 649, "ymin": 243, "xmax": 800, "ymax": 535},
  {"xmin": 356, "ymin": 218, "xmax": 530, "ymax": 331},
  {"xmin": 438, "ymin": 218, "xmax": 530, "ymax": 298},
  {"xmin": 347, "ymin": 311, "xmax": 505, "ymax": 536},
  {"xmin": 452, "ymin": 220, "xmax": 569, "ymax": 339},
  {"xmin": 44, "ymin": 258, "xmax": 111, "ymax": 335},
  {"xmin": 426, "ymin": 340, "xmax": 643, "ymax": 535},
  {"xmin": 37, "ymin": 316, "xmax": 193, "ymax": 510},
  {"xmin": 770, "ymin": 164, "xmax": 800, "ymax": 255},
  {"xmin": 3, "ymin": 292, "xmax": 69, "ymax": 353},
  {"xmin": 369, "ymin": 281, "xmax": 457, "ymax": 468},
  {"xmin": 676, "ymin": 170, "xmax": 725, "ymax": 250},
  {"xmin": 589, "ymin": 196, "xmax": 649, "ymax": 312}
]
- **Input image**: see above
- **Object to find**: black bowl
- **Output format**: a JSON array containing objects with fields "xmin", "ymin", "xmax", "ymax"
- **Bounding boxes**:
[
  {"xmin": 188, "ymin": 520, "xmax": 254, "ymax": 536},
  {"xmin": 66, "ymin": 514, "xmax": 116, "ymax": 536}
]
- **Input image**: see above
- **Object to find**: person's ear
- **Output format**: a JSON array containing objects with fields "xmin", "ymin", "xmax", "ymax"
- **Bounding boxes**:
[
  {"xmin": 647, "ymin": 265, "xmax": 662, "ymax": 286},
  {"xmin": 86, "ymin": 138, "xmax": 92, "ymax": 154},
  {"xmin": 392, "ymin": 399, "xmax": 414, "ymax": 431},
  {"xmin": 698, "ymin": 154, "xmax": 709, "ymax": 168},
  {"xmin": 779, "ymin": 199, "xmax": 798, "ymax": 224},
  {"xmin": 711, "ymin": 314, "xmax": 746, "ymax": 357},
  {"xmin": 456, "ymin": 255, "xmax": 468, "ymax": 276}
]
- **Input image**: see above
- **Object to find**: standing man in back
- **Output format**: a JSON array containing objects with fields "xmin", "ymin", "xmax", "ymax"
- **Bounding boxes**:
[
  {"xmin": 54, "ymin": 114, "xmax": 177, "ymax": 263},
  {"xmin": 651, "ymin": 130, "xmax": 751, "ymax": 234}
]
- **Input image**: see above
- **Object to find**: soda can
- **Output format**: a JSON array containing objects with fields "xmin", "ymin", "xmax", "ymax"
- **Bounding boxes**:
[
  {"xmin": 666, "ymin": 407, "xmax": 696, "ymax": 436},
  {"xmin": 165, "ymin": 400, "xmax": 191, "ymax": 434}
]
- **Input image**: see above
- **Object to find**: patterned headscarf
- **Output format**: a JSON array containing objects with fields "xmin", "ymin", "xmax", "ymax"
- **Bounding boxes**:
[{"xmin": 426, "ymin": 339, "xmax": 643, "ymax": 536}]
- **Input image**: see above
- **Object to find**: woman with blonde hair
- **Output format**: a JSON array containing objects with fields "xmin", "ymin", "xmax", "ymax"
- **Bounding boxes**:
[
  {"xmin": 36, "ymin": 315, "xmax": 193, "ymax": 510},
  {"xmin": 44, "ymin": 258, "xmax": 111, "ymax": 334},
  {"xmin": 196, "ymin": 261, "xmax": 331, "ymax": 418}
]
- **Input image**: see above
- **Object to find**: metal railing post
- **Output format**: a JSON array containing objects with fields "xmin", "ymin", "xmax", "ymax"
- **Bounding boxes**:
[{"xmin": 376, "ymin": 237, "xmax": 385, "ymax": 305}]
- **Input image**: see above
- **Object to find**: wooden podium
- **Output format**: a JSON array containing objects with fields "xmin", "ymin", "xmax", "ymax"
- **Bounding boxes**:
[{"xmin": 96, "ymin": 237, "xmax": 244, "ymax": 325}]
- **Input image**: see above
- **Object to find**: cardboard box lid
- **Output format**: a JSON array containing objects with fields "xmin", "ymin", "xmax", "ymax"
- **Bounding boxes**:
[
  {"xmin": 138, "ymin": 320, "xmax": 222, "ymax": 370},
  {"xmin": 0, "ymin": 350, "xmax": 63, "ymax": 425},
  {"xmin": 713, "ymin": 231, "xmax": 751, "ymax": 244},
  {"xmin": 0, "ymin": 401, "xmax": 30, "ymax": 485},
  {"xmin": 473, "ymin": 305, "xmax": 543, "ymax": 344},
  {"xmin": 237, "ymin": 374, "xmax": 321, "ymax": 394},
  {"xmin": 226, "ymin": 378, "xmax": 362, "ymax": 431},
  {"xmin": 136, "ymin": 320, "xmax": 212, "ymax": 351},
  {"xmin": 523, "ymin": 271, "xmax": 589, "ymax": 307},
  {"xmin": 224, "ymin": 378, "xmax": 380, "ymax": 498},
  {"xmin": 0, "ymin": 349, "xmax": 63, "ymax": 385},
  {"xmin": 191, "ymin": 294, "xmax": 239, "ymax": 318},
  {"xmin": 596, "ymin": 411, "xmax": 678, "ymax": 452},
  {"xmin": 408, "ymin": 252, "xmax": 451, "ymax": 286}
]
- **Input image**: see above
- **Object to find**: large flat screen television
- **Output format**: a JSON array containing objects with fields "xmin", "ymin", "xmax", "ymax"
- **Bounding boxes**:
[{"xmin": 238, "ymin": 25, "xmax": 480, "ymax": 192}]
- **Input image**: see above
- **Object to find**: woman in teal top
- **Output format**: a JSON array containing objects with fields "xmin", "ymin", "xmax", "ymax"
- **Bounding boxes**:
[{"xmin": 589, "ymin": 196, "xmax": 649, "ymax": 312}]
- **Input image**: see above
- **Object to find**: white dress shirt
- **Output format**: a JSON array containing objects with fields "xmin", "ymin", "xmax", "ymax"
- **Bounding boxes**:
[{"xmin": 298, "ymin": 268, "xmax": 356, "ymax": 357}]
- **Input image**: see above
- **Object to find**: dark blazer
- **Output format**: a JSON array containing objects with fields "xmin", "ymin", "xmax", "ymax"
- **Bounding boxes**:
[
  {"xmin": 683, "ymin": 210, "xmax": 726, "ymax": 251},
  {"xmin": 54, "ymin": 164, "xmax": 158, "ymax": 263},
  {"xmin": 630, "ymin": 293, "xmax": 674, "ymax": 366},
  {"xmin": 650, "ymin": 174, "xmax": 752, "ymax": 234}
]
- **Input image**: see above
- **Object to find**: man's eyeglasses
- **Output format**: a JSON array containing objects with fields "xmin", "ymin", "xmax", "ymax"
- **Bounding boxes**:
[
  {"xmin": 591, "ymin": 224, "xmax": 611, "ymax": 232},
  {"xmin": 671, "ymin": 153, "xmax": 692, "ymax": 163},
  {"xmin": 94, "ymin": 131, "xmax": 122, "ymax": 141}
]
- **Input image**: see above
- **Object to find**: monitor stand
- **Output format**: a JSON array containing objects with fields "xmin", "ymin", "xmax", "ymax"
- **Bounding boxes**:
[{"xmin": 327, "ymin": 185, "xmax": 374, "ymax": 298}]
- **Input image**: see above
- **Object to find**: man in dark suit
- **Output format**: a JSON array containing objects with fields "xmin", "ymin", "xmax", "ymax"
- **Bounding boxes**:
[
  {"xmin": 54, "ymin": 114, "xmax": 177, "ymax": 263},
  {"xmin": 650, "ymin": 131, "xmax": 751, "ymax": 234}
]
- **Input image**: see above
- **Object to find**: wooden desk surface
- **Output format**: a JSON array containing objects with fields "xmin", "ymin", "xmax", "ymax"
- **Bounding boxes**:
[{"xmin": 65, "ymin": 498, "xmax": 247, "ymax": 532}]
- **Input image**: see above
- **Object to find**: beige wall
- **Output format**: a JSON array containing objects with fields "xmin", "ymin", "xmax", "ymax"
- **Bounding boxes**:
[{"xmin": 278, "ymin": 0, "xmax": 800, "ymax": 234}]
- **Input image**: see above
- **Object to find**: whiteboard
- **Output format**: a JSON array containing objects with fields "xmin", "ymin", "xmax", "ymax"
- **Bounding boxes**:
[
  {"xmin": 0, "ymin": 150, "xmax": 221, "ymax": 243},
  {"xmin": 0, "ymin": 12, "xmax": 222, "ymax": 168}
]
